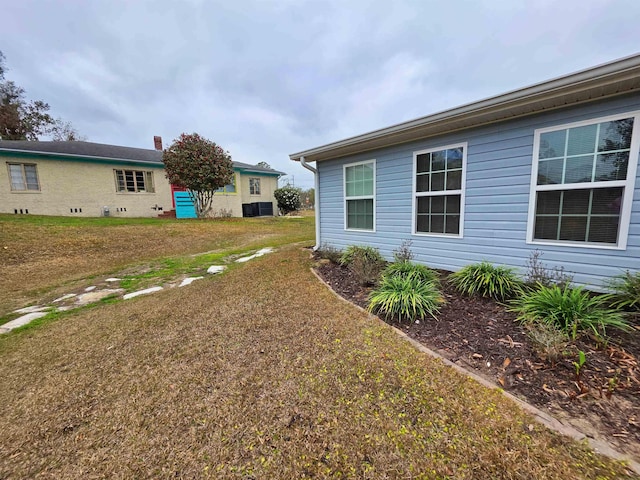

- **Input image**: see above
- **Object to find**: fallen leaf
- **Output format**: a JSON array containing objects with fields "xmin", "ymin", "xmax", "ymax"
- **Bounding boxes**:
[
  {"xmin": 502, "ymin": 357, "xmax": 511, "ymax": 368},
  {"xmin": 498, "ymin": 376, "xmax": 505, "ymax": 386}
]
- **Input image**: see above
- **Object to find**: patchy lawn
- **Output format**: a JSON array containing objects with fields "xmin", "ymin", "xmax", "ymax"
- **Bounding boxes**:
[
  {"xmin": 0, "ymin": 214, "xmax": 314, "ymax": 313},
  {"xmin": 0, "ymin": 247, "xmax": 635, "ymax": 479}
]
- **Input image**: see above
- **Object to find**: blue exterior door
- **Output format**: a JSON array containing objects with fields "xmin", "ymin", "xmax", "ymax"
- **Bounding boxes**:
[{"xmin": 174, "ymin": 191, "xmax": 197, "ymax": 219}]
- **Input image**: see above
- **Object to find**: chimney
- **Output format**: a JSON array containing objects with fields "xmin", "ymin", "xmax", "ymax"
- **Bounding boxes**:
[{"xmin": 153, "ymin": 136, "xmax": 163, "ymax": 150}]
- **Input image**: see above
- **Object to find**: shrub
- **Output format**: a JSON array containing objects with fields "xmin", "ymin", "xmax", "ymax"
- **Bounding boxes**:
[
  {"xmin": 368, "ymin": 275, "xmax": 443, "ymax": 323},
  {"xmin": 449, "ymin": 261, "xmax": 523, "ymax": 301},
  {"xmin": 274, "ymin": 186, "xmax": 302, "ymax": 215},
  {"xmin": 525, "ymin": 322, "xmax": 568, "ymax": 364},
  {"xmin": 606, "ymin": 270, "xmax": 640, "ymax": 311},
  {"xmin": 383, "ymin": 261, "xmax": 439, "ymax": 285},
  {"xmin": 339, "ymin": 245, "xmax": 385, "ymax": 286},
  {"xmin": 392, "ymin": 239, "xmax": 415, "ymax": 263},
  {"xmin": 316, "ymin": 243, "xmax": 342, "ymax": 264},
  {"xmin": 509, "ymin": 284, "xmax": 630, "ymax": 340},
  {"xmin": 524, "ymin": 249, "xmax": 573, "ymax": 288}
]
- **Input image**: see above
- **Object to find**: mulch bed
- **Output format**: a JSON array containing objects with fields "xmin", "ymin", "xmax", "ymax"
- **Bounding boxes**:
[{"xmin": 315, "ymin": 259, "xmax": 640, "ymax": 461}]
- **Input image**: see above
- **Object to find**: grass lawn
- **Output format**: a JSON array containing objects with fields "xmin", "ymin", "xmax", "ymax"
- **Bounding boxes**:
[
  {"xmin": 0, "ymin": 214, "xmax": 314, "ymax": 314},
  {"xmin": 0, "ymin": 241, "xmax": 635, "ymax": 478}
]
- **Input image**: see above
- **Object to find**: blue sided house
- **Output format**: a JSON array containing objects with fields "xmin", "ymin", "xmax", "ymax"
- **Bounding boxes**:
[{"xmin": 290, "ymin": 54, "xmax": 640, "ymax": 290}]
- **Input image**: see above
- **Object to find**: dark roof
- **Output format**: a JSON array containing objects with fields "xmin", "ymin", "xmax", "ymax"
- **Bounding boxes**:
[{"xmin": 0, "ymin": 140, "xmax": 285, "ymax": 175}]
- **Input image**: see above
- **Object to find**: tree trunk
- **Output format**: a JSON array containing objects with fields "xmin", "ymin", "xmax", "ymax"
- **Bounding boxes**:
[{"xmin": 188, "ymin": 190, "xmax": 214, "ymax": 218}]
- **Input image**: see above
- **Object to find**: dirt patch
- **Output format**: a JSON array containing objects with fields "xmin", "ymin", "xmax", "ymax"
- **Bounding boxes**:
[{"xmin": 316, "ymin": 260, "xmax": 640, "ymax": 462}]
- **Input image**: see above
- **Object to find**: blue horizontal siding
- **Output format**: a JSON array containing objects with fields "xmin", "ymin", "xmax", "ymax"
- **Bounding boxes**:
[{"xmin": 317, "ymin": 92, "xmax": 640, "ymax": 290}]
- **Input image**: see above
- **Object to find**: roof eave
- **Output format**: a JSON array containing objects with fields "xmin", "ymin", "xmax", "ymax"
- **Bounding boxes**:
[
  {"xmin": 290, "ymin": 53, "xmax": 640, "ymax": 163},
  {"xmin": 0, "ymin": 148, "xmax": 164, "ymax": 166}
]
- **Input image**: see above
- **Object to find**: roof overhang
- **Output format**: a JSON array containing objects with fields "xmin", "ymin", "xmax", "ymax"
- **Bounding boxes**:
[
  {"xmin": 290, "ymin": 53, "xmax": 640, "ymax": 163},
  {"xmin": 0, "ymin": 148, "xmax": 164, "ymax": 168}
]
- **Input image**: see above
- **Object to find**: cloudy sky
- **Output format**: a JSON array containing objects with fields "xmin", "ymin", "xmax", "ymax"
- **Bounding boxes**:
[{"xmin": 2, "ymin": 0, "xmax": 639, "ymax": 189}]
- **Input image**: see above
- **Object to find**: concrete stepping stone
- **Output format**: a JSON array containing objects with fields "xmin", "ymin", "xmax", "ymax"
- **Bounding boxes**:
[
  {"xmin": 123, "ymin": 286, "xmax": 163, "ymax": 300},
  {"xmin": 1, "ymin": 311, "xmax": 49, "ymax": 333},
  {"xmin": 53, "ymin": 293, "xmax": 77, "ymax": 303},
  {"xmin": 13, "ymin": 305, "xmax": 50, "ymax": 314},
  {"xmin": 235, "ymin": 247, "xmax": 274, "ymax": 263},
  {"xmin": 105, "ymin": 278, "xmax": 121, "ymax": 282},
  {"xmin": 76, "ymin": 289, "xmax": 124, "ymax": 305},
  {"xmin": 85, "ymin": 286, "xmax": 96, "ymax": 292},
  {"xmin": 179, "ymin": 277, "xmax": 204, "ymax": 287},
  {"xmin": 207, "ymin": 265, "xmax": 226, "ymax": 274}
]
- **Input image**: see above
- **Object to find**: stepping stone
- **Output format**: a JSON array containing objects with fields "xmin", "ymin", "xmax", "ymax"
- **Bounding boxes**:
[
  {"xmin": 235, "ymin": 247, "xmax": 274, "ymax": 263},
  {"xmin": 1, "ymin": 311, "xmax": 49, "ymax": 333},
  {"xmin": 76, "ymin": 289, "xmax": 124, "ymax": 305},
  {"xmin": 13, "ymin": 305, "xmax": 50, "ymax": 314},
  {"xmin": 105, "ymin": 278, "xmax": 121, "ymax": 282},
  {"xmin": 85, "ymin": 286, "xmax": 96, "ymax": 292},
  {"xmin": 207, "ymin": 265, "xmax": 226, "ymax": 274},
  {"xmin": 179, "ymin": 277, "xmax": 204, "ymax": 287},
  {"xmin": 53, "ymin": 293, "xmax": 77, "ymax": 303},
  {"xmin": 123, "ymin": 286, "xmax": 163, "ymax": 300}
]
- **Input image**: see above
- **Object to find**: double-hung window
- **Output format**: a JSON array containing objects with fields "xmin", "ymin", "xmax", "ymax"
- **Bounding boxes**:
[
  {"xmin": 8, "ymin": 163, "xmax": 40, "ymax": 191},
  {"xmin": 528, "ymin": 112, "xmax": 639, "ymax": 248},
  {"xmin": 216, "ymin": 174, "xmax": 236, "ymax": 194},
  {"xmin": 249, "ymin": 178, "xmax": 261, "ymax": 195},
  {"xmin": 115, "ymin": 170, "xmax": 155, "ymax": 193},
  {"xmin": 344, "ymin": 160, "xmax": 375, "ymax": 231},
  {"xmin": 414, "ymin": 143, "xmax": 467, "ymax": 236}
]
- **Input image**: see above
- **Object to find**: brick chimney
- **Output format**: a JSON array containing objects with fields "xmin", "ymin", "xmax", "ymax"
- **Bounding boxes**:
[{"xmin": 153, "ymin": 136, "xmax": 163, "ymax": 150}]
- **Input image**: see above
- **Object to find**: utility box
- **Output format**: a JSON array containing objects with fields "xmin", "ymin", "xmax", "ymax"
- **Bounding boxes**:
[{"xmin": 103, "ymin": 206, "xmax": 110, "ymax": 217}]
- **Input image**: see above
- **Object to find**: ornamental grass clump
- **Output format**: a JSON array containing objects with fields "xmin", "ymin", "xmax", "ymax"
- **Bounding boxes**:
[
  {"xmin": 339, "ymin": 245, "xmax": 386, "ymax": 286},
  {"xmin": 382, "ymin": 261, "xmax": 440, "ymax": 286},
  {"xmin": 368, "ymin": 275, "xmax": 443, "ymax": 323},
  {"xmin": 606, "ymin": 270, "xmax": 640, "ymax": 311},
  {"xmin": 449, "ymin": 261, "xmax": 523, "ymax": 301},
  {"xmin": 509, "ymin": 284, "xmax": 630, "ymax": 340}
]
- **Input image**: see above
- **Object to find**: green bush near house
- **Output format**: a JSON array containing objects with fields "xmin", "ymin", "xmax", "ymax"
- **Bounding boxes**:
[
  {"xmin": 382, "ymin": 261, "xmax": 440, "ymax": 286},
  {"xmin": 606, "ymin": 270, "xmax": 640, "ymax": 312},
  {"xmin": 509, "ymin": 284, "xmax": 630, "ymax": 340},
  {"xmin": 449, "ymin": 261, "xmax": 523, "ymax": 301},
  {"xmin": 368, "ymin": 275, "xmax": 443, "ymax": 323},
  {"xmin": 339, "ymin": 245, "xmax": 386, "ymax": 286}
]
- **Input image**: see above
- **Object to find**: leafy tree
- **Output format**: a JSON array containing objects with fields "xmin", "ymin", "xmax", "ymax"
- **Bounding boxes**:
[
  {"xmin": 163, "ymin": 133, "xmax": 234, "ymax": 218},
  {"xmin": 0, "ymin": 51, "xmax": 82, "ymax": 141},
  {"xmin": 256, "ymin": 161, "xmax": 272, "ymax": 169},
  {"xmin": 300, "ymin": 188, "xmax": 314, "ymax": 207},
  {"xmin": 274, "ymin": 185, "xmax": 302, "ymax": 215}
]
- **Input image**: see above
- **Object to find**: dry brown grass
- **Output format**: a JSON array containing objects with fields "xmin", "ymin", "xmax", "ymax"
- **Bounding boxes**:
[
  {"xmin": 0, "ymin": 214, "xmax": 314, "ymax": 313},
  {"xmin": 0, "ymin": 247, "xmax": 634, "ymax": 479}
]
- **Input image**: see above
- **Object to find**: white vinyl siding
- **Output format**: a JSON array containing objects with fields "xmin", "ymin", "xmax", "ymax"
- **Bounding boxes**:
[
  {"xmin": 527, "ymin": 112, "xmax": 640, "ymax": 249},
  {"xmin": 8, "ymin": 163, "xmax": 39, "ymax": 191},
  {"xmin": 413, "ymin": 143, "xmax": 467, "ymax": 237},
  {"xmin": 344, "ymin": 160, "xmax": 375, "ymax": 231}
]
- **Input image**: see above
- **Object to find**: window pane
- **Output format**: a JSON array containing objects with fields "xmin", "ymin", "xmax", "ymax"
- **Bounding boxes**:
[
  {"xmin": 145, "ymin": 172, "xmax": 154, "ymax": 193},
  {"xmin": 446, "ymin": 195, "xmax": 461, "ymax": 214},
  {"xmin": 431, "ymin": 214, "xmax": 445, "ymax": 233},
  {"xmin": 591, "ymin": 187, "xmax": 623, "ymax": 214},
  {"xmin": 116, "ymin": 171, "xmax": 125, "ymax": 191},
  {"xmin": 125, "ymin": 171, "xmax": 135, "ymax": 191},
  {"xmin": 445, "ymin": 215, "xmax": 460, "ymax": 235},
  {"xmin": 346, "ymin": 199, "xmax": 373, "ymax": 230},
  {"xmin": 417, "ymin": 153, "xmax": 430, "ymax": 173},
  {"xmin": 24, "ymin": 165, "xmax": 39, "ymax": 190},
  {"xmin": 564, "ymin": 155, "xmax": 593, "ymax": 183},
  {"xmin": 431, "ymin": 172, "xmax": 445, "ymax": 191},
  {"xmin": 362, "ymin": 179, "xmax": 373, "ymax": 196},
  {"xmin": 417, "ymin": 196, "xmax": 429, "ymax": 214},
  {"xmin": 537, "ymin": 159, "xmax": 563, "ymax": 185},
  {"xmin": 537, "ymin": 191, "xmax": 561, "ymax": 214},
  {"xmin": 446, "ymin": 170, "xmax": 461, "ymax": 190},
  {"xmin": 598, "ymin": 118, "xmax": 633, "ymax": 152},
  {"xmin": 539, "ymin": 130, "xmax": 566, "ymax": 159},
  {"xmin": 362, "ymin": 164, "xmax": 374, "ymax": 181},
  {"xmin": 431, "ymin": 151, "xmax": 446, "ymax": 171},
  {"xmin": 534, "ymin": 216, "xmax": 559, "ymax": 240},
  {"xmin": 416, "ymin": 174, "xmax": 430, "ymax": 192},
  {"xmin": 562, "ymin": 189, "xmax": 590, "ymax": 215},
  {"xmin": 588, "ymin": 217, "xmax": 619, "ymax": 243},
  {"xmin": 595, "ymin": 152, "xmax": 628, "ymax": 181},
  {"xmin": 416, "ymin": 214, "xmax": 429, "ymax": 232},
  {"xmin": 9, "ymin": 164, "xmax": 25, "ymax": 190},
  {"xmin": 135, "ymin": 171, "xmax": 146, "ymax": 190},
  {"xmin": 559, "ymin": 216, "xmax": 587, "ymax": 242},
  {"xmin": 226, "ymin": 180, "xmax": 236, "ymax": 193},
  {"xmin": 345, "ymin": 166, "xmax": 355, "ymax": 182},
  {"xmin": 446, "ymin": 148, "xmax": 463, "ymax": 169},
  {"xmin": 431, "ymin": 196, "xmax": 444, "ymax": 213},
  {"xmin": 567, "ymin": 124, "xmax": 597, "ymax": 156}
]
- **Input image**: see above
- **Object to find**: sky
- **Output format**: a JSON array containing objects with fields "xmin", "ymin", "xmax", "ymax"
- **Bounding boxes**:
[{"xmin": 1, "ymin": 0, "xmax": 639, "ymax": 190}]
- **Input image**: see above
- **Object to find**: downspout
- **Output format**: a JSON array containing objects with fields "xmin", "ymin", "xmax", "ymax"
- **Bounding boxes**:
[{"xmin": 299, "ymin": 156, "xmax": 320, "ymax": 250}]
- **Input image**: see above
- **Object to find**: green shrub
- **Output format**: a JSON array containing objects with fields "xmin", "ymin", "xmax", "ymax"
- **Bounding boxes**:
[
  {"xmin": 449, "ymin": 261, "xmax": 523, "ymax": 301},
  {"xmin": 525, "ymin": 322, "xmax": 568, "ymax": 364},
  {"xmin": 509, "ymin": 284, "xmax": 630, "ymax": 340},
  {"xmin": 316, "ymin": 243, "xmax": 342, "ymax": 264},
  {"xmin": 368, "ymin": 275, "xmax": 443, "ymax": 323},
  {"xmin": 606, "ymin": 270, "xmax": 640, "ymax": 311},
  {"xmin": 339, "ymin": 245, "xmax": 385, "ymax": 286},
  {"xmin": 274, "ymin": 186, "xmax": 302, "ymax": 215},
  {"xmin": 383, "ymin": 261, "xmax": 439, "ymax": 285}
]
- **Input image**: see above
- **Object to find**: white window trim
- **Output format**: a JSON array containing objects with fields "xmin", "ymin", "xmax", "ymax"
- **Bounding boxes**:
[
  {"xmin": 7, "ymin": 162, "xmax": 40, "ymax": 192},
  {"xmin": 526, "ymin": 110, "xmax": 640, "ymax": 250},
  {"xmin": 411, "ymin": 142, "xmax": 468, "ymax": 238},
  {"xmin": 249, "ymin": 177, "xmax": 261, "ymax": 195},
  {"xmin": 343, "ymin": 159, "xmax": 376, "ymax": 232},
  {"xmin": 114, "ymin": 169, "xmax": 155, "ymax": 194}
]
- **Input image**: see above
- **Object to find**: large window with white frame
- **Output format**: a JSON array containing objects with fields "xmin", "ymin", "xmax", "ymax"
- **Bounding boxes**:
[
  {"xmin": 528, "ymin": 112, "xmax": 640, "ymax": 249},
  {"xmin": 413, "ymin": 143, "xmax": 467, "ymax": 236},
  {"xmin": 115, "ymin": 169, "xmax": 155, "ymax": 193},
  {"xmin": 344, "ymin": 160, "xmax": 375, "ymax": 231}
]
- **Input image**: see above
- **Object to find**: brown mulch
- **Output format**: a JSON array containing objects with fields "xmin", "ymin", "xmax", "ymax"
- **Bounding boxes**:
[{"xmin": 315, "ymin": 259, "xmax": 640, "ymax": 461}]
